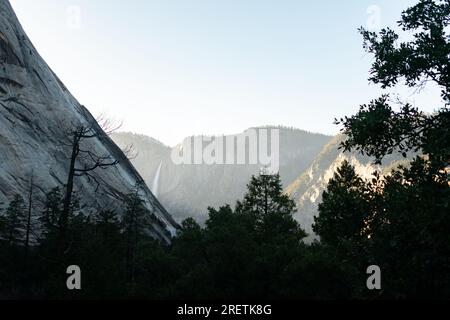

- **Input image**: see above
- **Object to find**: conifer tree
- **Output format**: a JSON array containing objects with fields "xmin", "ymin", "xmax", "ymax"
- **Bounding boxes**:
[
  {"xmin": 236, "ymin": 172, "xmax": 306, "ymax": 242},
  {"xmin": 122, "ymin": 185, "xmax": 151, "ymax": 283},
  {"xmin": 313, "ymin": 160, "xmax": 371, "ymax": 246},
  {"xmin": 1, "ymin": 194, "xmax": 26, "ymax": 246}
]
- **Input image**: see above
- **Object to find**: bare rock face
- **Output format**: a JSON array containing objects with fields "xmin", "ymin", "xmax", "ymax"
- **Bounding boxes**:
[
  {"xmin": 286, "ymin": 135, "xmax": 406, "ymax": 240},
  {"xmin": 0, "ymin": 0, "xmax": 178, "ymax": 242}
]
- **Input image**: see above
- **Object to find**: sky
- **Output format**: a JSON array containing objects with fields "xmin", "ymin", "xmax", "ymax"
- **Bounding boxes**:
[{"xmin": 9, "ymin": 0, "xmax": 443, "ymax": 146}]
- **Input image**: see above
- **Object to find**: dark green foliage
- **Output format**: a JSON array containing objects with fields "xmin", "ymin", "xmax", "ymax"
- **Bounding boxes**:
[
  {"xmin": 316, "ymin": 0, "xmax": 450, "ymax": 299},
  {"xmin": 168, "ymin": 173, "xmax": 313, "ymax": 300},
  {"xmin": 73, "ymin": 210, "xmax": 126, "ymax": 299},
  {"xmin": 314, "ymin": 161, "xmax": 371, "ymax": 246},
  {"xmin": 369, "ymin": 159, "xmax": 450, "ymax": 298},
  {"xmin": 132, "ymin": 239, "xmax": 178, "ymax": 299},
  {"xmin": 278, "ymin": 243, "xmax": 357, "ymax": 299},
  {"xmin": 236, "ymin": 173, "xmax": 307, "ymax": 242},
  {"xmin": 359, "ymin": 0, "xmax": 449, "ymax": 101},
  {"xmin": 0, "ymin": 195, "xmax": 28, "ymax": 297},
  {"xmin": 122, "ymin": 187, "xmax": 151, "ymax": 241},
  {"xmin": 39, "ymin": 187, "xmax": 81, "ymax": 240},
  {"xmin": 314, "ymin": 0, "xmax": 450, "ymax": 298},
  {"xmin": 338, "ymin": 0, "xmax": 449, "ymax": 165},
  {"xmin": 121, "ymin": 186, "xmax": 153, "ymax": 285},
  {"xmin": 314, "ymin": 158, "xmax": 450, "ymax": 298},
  {"xmin": 0, "ymin": 194, "xmax": 26, "ymax": 245}
]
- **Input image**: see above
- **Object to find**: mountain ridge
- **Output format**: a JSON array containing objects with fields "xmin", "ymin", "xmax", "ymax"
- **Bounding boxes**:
[
  {"xmin": 112, "ymin": 127, "xmax": 333, "ymax": 223},
  {"xmin": 113, "ymin": 130, "xmax": 404, "ymax": 238}
]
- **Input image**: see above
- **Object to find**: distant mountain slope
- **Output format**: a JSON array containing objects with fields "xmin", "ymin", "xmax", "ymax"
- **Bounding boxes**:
[
  {"xmin": 112, "ymin": 130, "xmax": 405, "ymax": 236},
  {"xmin": 0, "ymin": 0, "xmax": 177, "ymax": 242},
  {"xmin": 112, "ymin": 127, "xmax": 332, "ymax": 222},
  {"xmin": 286, "ymin": 135, "xmax": 406, "ymax": 239}
]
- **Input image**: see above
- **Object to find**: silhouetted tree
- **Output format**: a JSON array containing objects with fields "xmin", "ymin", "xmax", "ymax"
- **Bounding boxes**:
[
  {"xmin": 39, "ymin": 187, "xmax": 64, "ymax": 239},
  {"xmin": 236, "ymin": 172, "xmax": 306, "ymax": 242},
  {"xmin": 313, "ymin": 160, "xmax": 371, "ymax": 246},
  {"xmin": 322, "ymin": 0, "xmax": 450, "ymax": 298},
  {"xmin": 337, "ymin": 0, "xmax": 449, "ymax": 167},
  {"xmin": 0, "ymin": 194, "xmax": 26, "ymax": 246},
  {"xmin": 121, "ymin": 185, "xmax": 151, "ymax": 284},
  {"xmin": 61, "ymin": 120, "xmax": 118, "ymax": 236},
  {"xmin": 23, "ymin": 173, "xmax": 39, "ymax": 259},
  {"xmin": 169, "ymin": 172, "xmax": 309, "ymax": 299}
]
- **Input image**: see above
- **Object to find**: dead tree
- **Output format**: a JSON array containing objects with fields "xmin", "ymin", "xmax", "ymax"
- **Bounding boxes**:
[{"xmin": 60, "ymin": 114, "xmax": 125, "ymax": 235}]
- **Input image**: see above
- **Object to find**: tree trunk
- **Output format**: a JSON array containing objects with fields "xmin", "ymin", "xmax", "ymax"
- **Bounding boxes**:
[
  {"xmin": 25, "ymin": 173, "xmax": 33, "ymax": 258},
  {"xmin": 62, "ymin": 134, "xmax": 79, "ymax": 235}
]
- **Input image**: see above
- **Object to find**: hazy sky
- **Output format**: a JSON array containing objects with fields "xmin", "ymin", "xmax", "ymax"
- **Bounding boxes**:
[{"xmin": 10, "ymin": 0, "xmax": 442, "ymax": 146}]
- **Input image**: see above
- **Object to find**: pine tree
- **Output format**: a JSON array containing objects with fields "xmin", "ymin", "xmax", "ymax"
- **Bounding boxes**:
[
  {"xmin": 95, "ymin": 210, "xmax": 122, "ymax": 245},
  {"xmin": 313, "ymin": 160, "xmax": 371, "ymax": 246},
  {"xmin": 71, "ymin": 209, "xmax": 126, "ymax": 299},
  {"xmin": 39, "ymin": 187, "xmax": 82, "ymax": 258},
  {"xmin": 24, "ymin": 173, "xmax": 35, "ymax": 257},
  {"xmin": 1, "ymin": 194, "xmax": 26, "ymax": 246},
  {"xmin": 39, "ymin": 187, "xmax": 63, "ymax": 239},
  {"xmin": 236, "ymin": 172, "xmax": 306, "ymax": 242},
  {"xmin": 121, "ymin": 185, "xmax": 151, "ymax": 283}
]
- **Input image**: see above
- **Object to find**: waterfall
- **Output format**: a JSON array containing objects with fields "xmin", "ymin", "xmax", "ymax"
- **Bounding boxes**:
[{"xmin": 152, "ymin": 161, "xmax": 163, "ymax": 197}]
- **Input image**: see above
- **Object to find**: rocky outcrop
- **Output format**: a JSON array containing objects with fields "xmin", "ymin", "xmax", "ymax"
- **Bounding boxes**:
[
  {"xmin": 286, "ymin": 135, "xmax": 406, "ymax": 240},
  {"xmin": 0, "ymin": 0, "xmax": 178, "ymax": 243}
]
